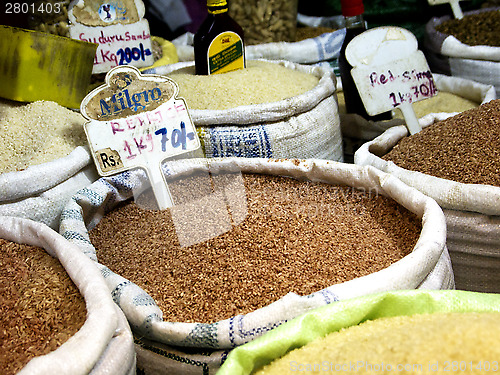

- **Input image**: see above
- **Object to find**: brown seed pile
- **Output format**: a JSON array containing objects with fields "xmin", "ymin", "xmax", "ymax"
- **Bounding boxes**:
[
  {"xmin": 382, "ymin": 99, "xmax": 500, "ymax": 187},
  {"xmin": 436, "ymin": 10, "xmax": 500, "ymax": 47},
  {"xmin": 89, "ymin": 173, "xmax": 421, "ymax": 324},
  {"xmin": 0, "ymin": 239, "xmax": 87, "ymax": 375}
]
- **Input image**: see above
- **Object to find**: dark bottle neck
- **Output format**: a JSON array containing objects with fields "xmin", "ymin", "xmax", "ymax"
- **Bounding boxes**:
[{"xmin": 344, "ymin": 14, "xmax": 365, "ymax": 30}]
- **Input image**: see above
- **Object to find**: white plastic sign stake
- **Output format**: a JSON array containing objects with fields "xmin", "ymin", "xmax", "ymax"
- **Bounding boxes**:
[
  {"xmin": 428, "ymin": 0, "xmax": 467, "ymax": 19},
  {"xmin": 81, "ymin": 65, "xmax": 200, "ymax": 209},
  {"xmin": 346, "ymin": 26, "xmax": 438, "ymax": 135}
]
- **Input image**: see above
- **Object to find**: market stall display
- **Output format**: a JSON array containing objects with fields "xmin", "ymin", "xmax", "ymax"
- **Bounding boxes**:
[
  {"xmin": 60, "ymin": 157, "xmax": 453, "ymax": 374},
  {"xmin": 0, "ymin": 216, "xmax": 136, "ymax": 375},
  {"xmin": 355, "ymin": 99, "xmax": 500, "ymax": 292},
  {"xmin": 2, "ymin": 1, "xmax": 500, "ymax": 374}
]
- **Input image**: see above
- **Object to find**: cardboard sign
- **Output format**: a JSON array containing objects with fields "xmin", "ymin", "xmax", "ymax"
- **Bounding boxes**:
[
  {"xmin": 346, "ymin": 27, "xmax": 437, "ymax": 134},
  {"xmin": 81, "ymin": 65, "xmax": 200, "ymax": 209},
  {"xmin": 68, "ymin": 0, "xmax": 154, "ymax": 73}
]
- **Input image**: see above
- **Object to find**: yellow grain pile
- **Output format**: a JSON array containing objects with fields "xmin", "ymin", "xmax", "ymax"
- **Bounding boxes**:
[
  {"xmin": 254, "ymin": 312, "xmax": 500, "ymax": 374},
  {"xmin": 0, "ymin": 100, "xmax": 87, "ymax": 174},
  {"xmin": 168, "ymin": 60, "xmax": 319, "ymax": 110}
]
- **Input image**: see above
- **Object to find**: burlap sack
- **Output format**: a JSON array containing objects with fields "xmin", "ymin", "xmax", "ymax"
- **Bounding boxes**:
[
  {"xmin": 144, "ymin": 60, "xmax": 342, "ymax": 161},
  {"xmin": 424, "ymin": 7, "xmax": 500, "ymax": 97},
  {"xmin": 59, "ymin": 158, "xmax": 453, "ymax": 374},
  {"xmin": 218, "ymin": 289, "xmax": 500, "ymax": 375},
  {"xmin": 0, "ymin": 216, "xmax": 136, "ymax": 375},
  {"xmin": 355, "ymin": 120, "xmax": 500, "ymax": 293},
  {"xmin": 0, "ymin": 146, "xmax": 99, "ymax": 230}
]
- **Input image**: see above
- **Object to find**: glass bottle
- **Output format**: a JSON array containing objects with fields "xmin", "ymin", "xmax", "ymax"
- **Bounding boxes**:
[
  {"xmin": 194, "ymin": 0, "xmax": 246, "ymax": 75},
  {"xmin": 338, "ymin": 0, "xmax": 391, "ymax": 121}
]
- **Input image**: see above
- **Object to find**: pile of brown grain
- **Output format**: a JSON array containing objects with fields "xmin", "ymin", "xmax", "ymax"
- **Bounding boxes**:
[
  {"xmin": 436, "ymin": 10, "xmax": 500, "ymax": 47},
  {"xmin": 0, "ymin": 238, "xmax": 87, "ymax": 375},
  {"xmin": 89, "ymin": 173, "xmax": 421, "ymax": 324},
  {"xmin": 383, "ymin": 99, "xmax": 500, "ymax": 187}
]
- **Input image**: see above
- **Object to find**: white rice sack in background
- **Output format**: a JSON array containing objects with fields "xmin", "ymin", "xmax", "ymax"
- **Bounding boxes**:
[
  {"xmin": 0, "ymin": 100, "xmax": 99, "ymax": 229},
  {"xmin": 59, "ymin": 158, "xmax": 452, "ymax": 358},
  {"xmin": 171, "ymin": 29, "xmax": 345, "ymax": 65},
  {"xmin": 424, "ymin": 7, "xmax": 500, "ymax": 97},
  {"xmin": 145, "ymin": 60, "xmax": 342, "ymax": 161},
  {"xmin": 355, "ymin": 101, "xmax": 500, "ymax": 293},
  {"xmin": 0, "ymin": 216, "xmax": 136, "ymax": 375}
]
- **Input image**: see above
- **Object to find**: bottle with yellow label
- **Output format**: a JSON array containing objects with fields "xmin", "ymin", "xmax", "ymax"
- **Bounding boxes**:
[{"xmin": 194, "ymin": 0, "xmax": 246, "ymax": 75}]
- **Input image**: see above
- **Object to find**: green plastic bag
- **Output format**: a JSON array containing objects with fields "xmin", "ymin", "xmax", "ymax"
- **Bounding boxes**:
[{"xmin": 218, "ymin": 290, "xmax": 500, "ymax": 375}]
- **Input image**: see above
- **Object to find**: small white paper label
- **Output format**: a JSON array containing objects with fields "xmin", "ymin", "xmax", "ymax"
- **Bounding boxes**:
[
  {"xmin": 71, "ymin": 20, "xmax": 154, "ymax": 73},
  {"xmin": 350, "ymin": 50, "xmax": 437, "ymax": 116},
  {"xmin": 81, "ymin": 66, "xmax": 200, "ymax": 209},
  {"xmin": 68, "ymin": 0, "xmax": 154, "ymax": 73},
  {"xmin": 346, "ymin": 26, "xmax": 437, "ymax": 134}
]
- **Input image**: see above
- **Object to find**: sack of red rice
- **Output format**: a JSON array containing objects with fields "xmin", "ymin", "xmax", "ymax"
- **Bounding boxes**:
[
  {"xmin": 59, "ymin": 157, "xmax": 452, "ymax": 374},
  {"xmin": 218, "ymin": 289, "xmax": 500, "ymax": 375},
  {"xmin": 0, "ymin": 216, "xmax": 136, "ymax": 375},
  {"xmin": 340, "ymin": 73, "xmax": 496, "ymax": 163},
  {"xmin": 0, "ymin": 100, "xmax": 99, "ymax": 230},
  {"xmin": 355, "ymin": 99, "xmax": 500, "ymax": 293},
  {"xmin": 424, "ymin": 7, "xmax": 500, "ymax": 97},
  {"xmin": 144, "ymin": 60, "xmax": 342, "ymax": 161}
]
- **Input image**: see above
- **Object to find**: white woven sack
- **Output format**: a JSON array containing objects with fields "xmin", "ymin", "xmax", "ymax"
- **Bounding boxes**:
[
  {"xmin": 59, "ymin": 157, "xmax": 452, "ymax": 357},
  {"xmin": 0, "ymin": 216, "xmax": 136, "ymax": 375},
  {"xmin": 144, "ymin": 60, "xmax": 343, "ymax": 161},
  {"xmin": 134, "ymin": 337, "xmax": 228, "ymax": 375},
  {"xmin": 424, "ymin": 7, "xmax": 500, "ymax": 97},
  {"xmin": 354, "ymin": 120, "xmax": 500, "ymax": 292},
  {"xmin": 0, "ymin": 146, "xmax": 99, "ymax": 230},
  {"xmin": 171, "ymin": 30, "xmax": 345, "ymax": 65}
]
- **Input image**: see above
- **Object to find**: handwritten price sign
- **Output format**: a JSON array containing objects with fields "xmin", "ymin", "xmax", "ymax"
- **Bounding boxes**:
[
  {"xmin": 351, "ymin": 51, "xmax": 437, "ymax": 115},
  {"xmin": 346, "ymin": 27, "xmax": 437, "ymax": 134},
  {"xmin": 81, "ymin": 66, "xmax": 200, "ymax": 209}
]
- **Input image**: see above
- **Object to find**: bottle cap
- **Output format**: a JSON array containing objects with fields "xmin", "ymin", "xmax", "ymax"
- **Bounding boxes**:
[
  {"xmin": 341, "ymin": 0, "xmax": 364, "ymax": 17},
  {"xmin": 207, "ymin": 0, "xmax": 228, "ymax": 14},
  {"xmin": 208, "ymin": 0, "xmax": 227, "ymax": 7}
]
